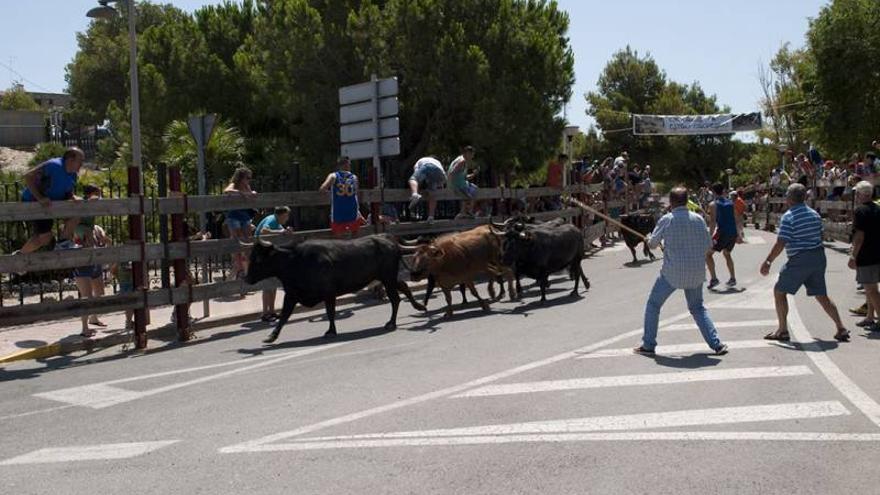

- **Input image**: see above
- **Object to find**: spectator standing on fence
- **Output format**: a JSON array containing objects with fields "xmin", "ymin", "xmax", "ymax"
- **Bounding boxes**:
[
  {"xmin": 255, "ymin": 206, "xmax": 292, "ymax": 322},
  {"xmin": 448, "ymin": 146, "xmax": 481, "ymax": 219},
  {"xmin": 849, "ymin": 181, "xmax": 880, "ymax": 332},
  {"xmin": 409, "ymin": 156, "xmax": 447, "ymax": 223},
  {"xmin": 320, "ymin": 156, "xmax": 365, "ymax": 237},
  {"xmin": 18, "ymin": 147, "xmax": 85, "ymax": 254},
  {"xmin": 224, "ymin": 166, "xmax": 257, "ymax": 279},
  {"xmin": 706, "ymin": 183, "xmax": 741, "ymax": 289},
  {"xmin": 761, "ymin": 183, "xmax": 850, "ymax": 343},
  {"xmin": 634, "ymin": 186, "xmax": 728, "ymax": 356}
]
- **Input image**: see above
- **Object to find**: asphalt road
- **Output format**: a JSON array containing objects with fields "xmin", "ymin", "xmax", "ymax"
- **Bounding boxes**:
[{"xmin": 2, "ymin": 229, "xmax": 880, "ymax": 495}]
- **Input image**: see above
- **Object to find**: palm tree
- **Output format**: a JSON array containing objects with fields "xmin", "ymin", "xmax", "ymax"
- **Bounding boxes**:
[{"xmin": 162, "ymin": 118, "xmax": 245, "ymax": 192}]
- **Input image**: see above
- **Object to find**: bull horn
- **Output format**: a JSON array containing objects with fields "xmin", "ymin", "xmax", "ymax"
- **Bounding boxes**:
[
  {"xmin": 238, "ymin": 240, "xmax": 254, "ymax": 247},
  {"xmin": 491, "ymin": 220, "xmax": 507, "ymax": 229},
  {"xmin": 257, "ymin": 238, "xmax": 272, "ymax": 247},
  {"xmin": 398, "ymin": 238, "xmax": 421, "ymax": 247},
  {"xmin": 398, "ymin": 244, "xmax": 419, "ymax": 254}
]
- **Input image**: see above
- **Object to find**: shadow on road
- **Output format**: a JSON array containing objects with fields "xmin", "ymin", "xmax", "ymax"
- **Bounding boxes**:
[
  {"xmin": 623, "ymin": 258, "xmax": 659, "ymax": 268},
  {"xmin": 237, "ymin": 324, "xmax": 396, "ymax": 356},
  {"xmin": 649, "ymin": 353, "xmax": 723, "ymax": 369}
]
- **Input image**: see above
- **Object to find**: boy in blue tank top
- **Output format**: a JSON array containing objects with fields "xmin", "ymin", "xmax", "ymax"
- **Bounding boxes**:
[
  {"xmin": 706, "ymin": 183, "xmax": 743, "ymax": 289},
  {"xmin": 320, "ymin": 156, "xmax": 364, "ymax": 237}
]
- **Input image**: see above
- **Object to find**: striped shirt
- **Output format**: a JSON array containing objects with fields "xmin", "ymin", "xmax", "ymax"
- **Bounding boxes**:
[
  {"xmin": 778, "ymin": 203, "xmax": 823, "ymax": 257},
  {"xmin": 647, "ymin": 207, "xmax": 712, "ymax": 289}
]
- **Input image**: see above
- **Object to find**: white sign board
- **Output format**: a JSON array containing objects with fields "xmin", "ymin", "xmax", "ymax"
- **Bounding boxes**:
[
  {"xmin": 341, "ymin": 118, "xmax": 399, "ymax": 144},
  {"xmin": 341, "ymin": 137, "xmax": 401, "ymax": 161},
  {"xmin": 339, "ymin": 77, "xmax": 398, "ymax": 106},
  {"xmin": 340, "ymin": 98, "xmax": 399, "ymax": 125}
]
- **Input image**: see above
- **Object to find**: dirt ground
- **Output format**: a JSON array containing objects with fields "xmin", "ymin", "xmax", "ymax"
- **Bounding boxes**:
[{"xmin": 0, "ymin": 146, "xmax": 34, "ymax": 174}]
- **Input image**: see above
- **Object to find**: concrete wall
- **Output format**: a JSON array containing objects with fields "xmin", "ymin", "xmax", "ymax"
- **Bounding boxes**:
[{"xmin": 0, "ymin": 110, "xmax": 45, "ymax": 148}]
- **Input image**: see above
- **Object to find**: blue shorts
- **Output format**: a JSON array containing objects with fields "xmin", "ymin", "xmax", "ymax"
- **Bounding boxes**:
[
  {"xmin": 775, "ymin": 248, "xmax": 827, "ymax": 296},
  {"xmin": 74, "ymin": 265, "xmax": 103, "ymax": 279},
  {"xmin": 225, "ymin": 217, "xmax": 252, "ymax": 230},
  {"xmin": 119, "ymin": 282, "xmax": 134, "ymax": 293},
  {"xmin": 454, "ymin": 182, "xmax": 478, "ymax": 199},
  {"xmin": 410, "ymin": 164, "xmax": 446, "ymax": 191}
]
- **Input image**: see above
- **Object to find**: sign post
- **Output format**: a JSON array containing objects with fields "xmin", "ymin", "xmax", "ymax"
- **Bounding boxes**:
[
  {"xmin": 339, "ymin": 76, "xmax": 399, "ymax": 230},
  {"xmin": 187, "ymin": 114, "xmax": 217, "ymax": 231},
  {"xmin": 187, "ymin": 113, "xmax": 217, "ymax": 318}
]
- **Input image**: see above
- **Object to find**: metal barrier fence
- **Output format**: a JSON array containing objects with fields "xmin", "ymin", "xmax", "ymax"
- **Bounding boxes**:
[
  {"xmin": 743, "ymin": 179, "xmax": 880, "ymax": 243},
  {"xmin": 0, "ymin": 169, "xmax": 613, "ymax": 350}
]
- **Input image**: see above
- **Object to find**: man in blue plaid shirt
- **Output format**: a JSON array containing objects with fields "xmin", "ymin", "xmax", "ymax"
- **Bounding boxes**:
[{"xmin": 635, "ymin": 186, "xmax": 729, "ymax": 356}]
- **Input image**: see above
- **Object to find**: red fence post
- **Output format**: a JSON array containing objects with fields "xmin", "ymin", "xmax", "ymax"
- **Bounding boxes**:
[
  {"xmin": 128, "ymin": 165, "xmax": 148, "ymax": 349},
  {"xmin": 169, "ymin": 165, "xmax": 192, "ymax": 341}
]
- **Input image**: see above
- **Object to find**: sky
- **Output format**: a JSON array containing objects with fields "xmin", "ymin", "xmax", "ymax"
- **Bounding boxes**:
[{"xmin": 0, "ymin": 0, "xmax": 829, "ymax": 132}]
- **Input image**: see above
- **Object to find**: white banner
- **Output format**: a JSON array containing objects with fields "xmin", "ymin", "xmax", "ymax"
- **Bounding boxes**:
[{"xmin": 633, "ymin": 112, "xmax": 761, "ymax": 136}]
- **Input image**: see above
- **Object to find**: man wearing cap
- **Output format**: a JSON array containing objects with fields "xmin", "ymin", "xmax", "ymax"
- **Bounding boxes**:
[
  {"xmin": 19, "ymin": 147, "xmax": 85, "ymax": 254},
  {"xmin": 761, "ymin": 183, "xmax": 850, "ymax": 342}
]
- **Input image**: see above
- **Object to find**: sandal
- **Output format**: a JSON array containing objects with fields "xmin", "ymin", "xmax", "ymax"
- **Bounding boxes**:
[
  {"xmin": 79, "ymin": 330, "xmax": 97, "ymax": 338},
  {"xmin": 834, "ymin": 330, "xmax": 851, "ymax": 343},
  {"xmin": 856, "ymin": 319, "xmax": 875, "ymax": 328},
  {"xmin": 88, "ymin": 319, "xmax": 107, "ymax": 327},
  {"xmin": 764, "ymin": 331, "xmax": 790, "ymax": 342}
]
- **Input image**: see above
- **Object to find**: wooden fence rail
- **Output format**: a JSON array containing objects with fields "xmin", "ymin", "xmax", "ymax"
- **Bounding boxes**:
[{"xmin": 0, "ymin": 184, "xmax": 610, "ymax": 333}]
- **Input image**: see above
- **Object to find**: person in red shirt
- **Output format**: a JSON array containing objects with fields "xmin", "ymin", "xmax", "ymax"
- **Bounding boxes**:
[
  {"xmin": 545, "ymin": 153, "xmax": 567, "ymax": 211},
  {"xmin": 546, "ymin": 153, "xmax": 567, "ymax": 189},
  {"xmin": 730, "ymin": 190, "xmax": 747, "ymax": 242}
]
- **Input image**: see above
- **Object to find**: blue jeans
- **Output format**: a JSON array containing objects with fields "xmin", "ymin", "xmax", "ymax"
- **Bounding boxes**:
[{"xmin": 642, "ymin": 275, "xmax": 722, "ymax": 351}]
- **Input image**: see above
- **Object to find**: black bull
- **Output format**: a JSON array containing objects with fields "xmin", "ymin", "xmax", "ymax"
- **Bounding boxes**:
[
  {"xmin": 501, "ymin": 221, "xmax": 591, "ymax": 302},
  {"xmin": 244, "ymin": 235, "xmax": 426, "ymax": 343},
  {"xmin": 620, "ymin": 214, "xmax": 657, "ymax": 263}
]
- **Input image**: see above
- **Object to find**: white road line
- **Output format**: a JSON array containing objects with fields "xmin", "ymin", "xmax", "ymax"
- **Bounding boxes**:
[
  {"xmin": 576, "ymin": 339, "xmax": 796, "ymax": 359},
  {"xmin": 0, "ymin": 441, "xmax": 178, "ymax": 465},
  {"xmin": 218, "ymin": 311, "xmax": 697, "ymax": 454},
  {"xmin": 743, "ymin": 236, "xmax": 768, "ymax": 245},
  {"xmin": 662, "ymin": 320, "xmax": 778, "ymax": 331},
  {"xmin": 0, "ymin": 405, "xmax": 75, "ymax": 422},
  {"xmin": 789, "ymin": 300, "xmax": 880, "ymax": 429},
  {"xmin": 35, "ymin": 343, "xmax": 349, "ymax": 409},
  {"xmin": 709, "ymin": 279, "xmax": 777, "ymax": 309},
  {"xmin": 452, "ymin": 366, "xmax": 813, "ymax": 398},
  {"xmin": 258, "ymin": 431, "xmax": 880, "ymax": 451},
  {"xmin": 231, "ymin": 401, "xmax": 848, "ymax": 453}
]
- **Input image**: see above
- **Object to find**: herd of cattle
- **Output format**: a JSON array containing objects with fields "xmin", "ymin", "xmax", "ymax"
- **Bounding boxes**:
[{"xmin": 244, "ymin": 211, "xmax": 659, "ymax": 344}]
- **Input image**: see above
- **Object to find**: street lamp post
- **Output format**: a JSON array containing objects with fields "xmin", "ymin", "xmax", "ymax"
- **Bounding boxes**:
[
  {"xmin": 88, "ymin": 0, "xmax": 148, "ymax": 349},
  {"xmin": 725, "ymin": 168, "xmax": 734, "ymax": 190}
]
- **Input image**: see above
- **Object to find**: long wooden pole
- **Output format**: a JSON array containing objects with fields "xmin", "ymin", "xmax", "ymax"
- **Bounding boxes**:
[{"xmin": 566, "ymin": 197, "xmax": 651, "ymax": 242}]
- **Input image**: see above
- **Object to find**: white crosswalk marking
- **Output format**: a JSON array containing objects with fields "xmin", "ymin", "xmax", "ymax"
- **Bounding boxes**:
[
  {"xmin": 453, "ymin": 366, "xmax": 813, "ymax": 398},
  {"xmin": 662, "ymin": 320, "xmax": 777, "ymax": 331},
  {"xmin": 0, "ymin": 441, "xmax": 178, "ymax": 465},
  {"xmin": 35, "ymin": 343, "xmax": 349, "ymax": 409},
  {"xmin": 227, "ymin": 402, "xmax": 850, "ymax": 452},
  {"xmin": 576, "ymin": 339, "xmax": 796, "ymax": 359}
]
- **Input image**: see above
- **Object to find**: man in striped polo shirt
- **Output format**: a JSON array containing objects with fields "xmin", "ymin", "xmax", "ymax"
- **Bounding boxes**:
[{"xmin": 760, "ymin": 183, "xmax": 850, "ymax": 342}]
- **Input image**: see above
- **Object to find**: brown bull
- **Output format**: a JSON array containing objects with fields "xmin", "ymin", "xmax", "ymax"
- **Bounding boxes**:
[{"xmin": 401, "ymin": 225, "xmax": 516, "ymax": 318}]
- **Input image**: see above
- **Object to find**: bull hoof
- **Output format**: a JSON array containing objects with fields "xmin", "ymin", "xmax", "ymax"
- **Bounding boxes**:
[
  {"xmin": 585, "ymin": 280, "xmax": 591, "ymax": 290},
  {"xmin": 444, "ymin": 311, "xmax": 454, "ymax": 320},
  {"xmin": 384, "ymin": 321, "xmax": 397, "ymax": 331},
  {"xmin": 480, "ymin": 302, "xmax": 491, "ymax": 312},
  {"xmin": 323, "ymin": 329, "xmax": 337, "ymax": 339},
  {"xmin": 412, "ymin": 302, "xmax": 427, "ymax": 312},
  {"xmin": 263, "ymin": 332, "xmax": 279, "ymax": 344}
]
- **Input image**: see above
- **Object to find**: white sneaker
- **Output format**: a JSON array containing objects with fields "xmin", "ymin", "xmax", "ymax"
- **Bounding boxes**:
[
  {"xmin": 409, "ymin": 193, "xmax": 422, "ymax": 209},
  {"xmin": 55, "ymin": 239, "xmax": 79, "ymax": 250}
]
